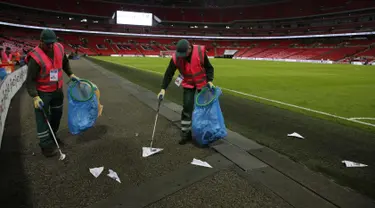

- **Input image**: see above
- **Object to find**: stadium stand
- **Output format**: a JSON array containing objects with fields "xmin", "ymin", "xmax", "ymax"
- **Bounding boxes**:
[
  {"xmin": 1, "ymin": 0, "xmax": 375, "ymax": 63},
  {"xmin": 1, "ymin": 1, "xmax": 375, "ymax": 36},
  {"xmin": 1, "ymin": 26, "xmax": 374, "ymax": 62},
  {"xmin": 2, "ymin": 0, "xmax": 375, "ymax": 22}
]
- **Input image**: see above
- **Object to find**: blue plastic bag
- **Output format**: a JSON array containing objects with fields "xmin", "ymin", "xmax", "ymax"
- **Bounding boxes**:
[
  {"xmin": 192, "ymin": 87, "xmax": 227, "ymax": 146},
  {"xmin": 0, "ymin": 68, "xmax": 7, "ymax": 80},
  {"xmin": 72, "ymin": 55, "xmax": 80, "ymax": 60},
  {"xmin": 19, "ymin": 59, "xmax": 25, "ymax": 66},
  {"xmin": 67, "ymin": 80, "xmax": 99, "ymax": 135}
]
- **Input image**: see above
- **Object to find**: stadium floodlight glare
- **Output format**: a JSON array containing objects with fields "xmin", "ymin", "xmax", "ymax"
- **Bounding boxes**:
[
  {"xmin": 1, "ymin": 21, "xmax": 374, "ymax": 40},
  {"xmin": 116, "ymin": 11, "xmax": 153, "ymax": 26}
]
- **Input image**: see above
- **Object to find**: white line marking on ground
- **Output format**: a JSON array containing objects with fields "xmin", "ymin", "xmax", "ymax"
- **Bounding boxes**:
[
  {"xmin": 349, "ymin": 117, "xmax": 375, "ymax": 121},
  {"xmin": 92, "ymin": 58, "xmax": 375, "ymax": 128},
  {"xmin": 221, "ymin": 88, "xmax": 375, "ymax": 128}
]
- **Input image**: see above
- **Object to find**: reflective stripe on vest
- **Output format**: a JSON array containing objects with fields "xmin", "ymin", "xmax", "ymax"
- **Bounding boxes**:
[{"xmin": 184, "ymin": 76, "xmax": 206, "ymax": 85}]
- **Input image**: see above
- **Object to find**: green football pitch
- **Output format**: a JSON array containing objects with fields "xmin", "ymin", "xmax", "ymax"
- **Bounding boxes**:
[{"xmin": 92, "ymin": 56, "xmax": 375, "ymax": 129}]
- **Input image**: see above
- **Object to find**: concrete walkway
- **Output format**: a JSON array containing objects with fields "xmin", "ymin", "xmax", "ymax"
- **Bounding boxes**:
[{"xmin": 0, "ymin": 58, "xmax": 374, "ymax": 208}]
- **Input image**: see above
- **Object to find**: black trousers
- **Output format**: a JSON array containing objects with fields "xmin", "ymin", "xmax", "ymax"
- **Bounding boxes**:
[
  {"xmin": 34, "ymin": 89, "xmax": 64, "ymax": 148},
  {"xmin": 181, "ymin": 87, "xmax": 200, "ymax": 139}
]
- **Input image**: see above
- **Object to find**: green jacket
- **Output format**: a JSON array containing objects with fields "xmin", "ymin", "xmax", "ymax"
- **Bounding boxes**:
[{"xmin": 26, "ymin": 49, "xmax": 73, "ymax": 97}]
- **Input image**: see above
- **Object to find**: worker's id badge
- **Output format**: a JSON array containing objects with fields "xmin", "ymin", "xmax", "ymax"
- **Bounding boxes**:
[
  {"xmin": 50, "ymin": 69, "xmax": 58, "ymax": 81},
  {"xmin": 175, "ymin": 74, "xmax": 183, "ymax": 87}
]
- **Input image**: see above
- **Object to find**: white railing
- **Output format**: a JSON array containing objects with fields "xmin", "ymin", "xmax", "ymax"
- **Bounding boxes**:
[
  {"xmin": 1, "ymin": 21, "xmax": 375, "ymax": 40},
  {"xmin": 0, "ymin": 66, "xmax": 28, "ymax": 148}
]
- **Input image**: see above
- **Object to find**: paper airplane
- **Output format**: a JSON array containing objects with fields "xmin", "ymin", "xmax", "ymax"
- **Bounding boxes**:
[
  {"xmin": 191, "ymin": 158, "xmax": 212, "ymax": 168},
  {"xmin": 107, "ymin": 169, "xmax": 121, "ymax": 183},
  {"xmin": 287, "ymin": 132, "xmax": 304, "ymax": 139},
  {"xmin": 142, "ymin": 147, "xmax": 163, "ymax": 157},
  {"xmin": 89, "ymin": 166, "xmax": 104, "ymax": 178},
  {"xmin": 342, "ymin": 160, "xmax": 368, "ymax": 168}
]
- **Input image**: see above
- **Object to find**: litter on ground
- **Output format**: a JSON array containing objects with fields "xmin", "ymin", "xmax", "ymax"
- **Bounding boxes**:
[
  {"xmin": 191, "ymin": 158, "xmax": 213, "ymax": 168},
  {"xmin": 287, "ymin": 132, "xmax": 304, "ymax": 139},
  {"xmin": 89, "ymin": 167, "xmax": 104, "ymax": 178},
  {"xmin": 107, "ymin": 169, "xmax": 121, "ymax": 183},
  {"xmin": 342, "ymin": 160, "xmax": 368, "ymax": 168}
]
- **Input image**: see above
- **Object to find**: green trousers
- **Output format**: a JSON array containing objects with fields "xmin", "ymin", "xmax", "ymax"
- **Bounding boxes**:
[
  {"xmin": 181, "ymin": 88, "xmax": 200, "ymax": 139},
  {"xmin": 34, "ymin": 89, "xmax": 64, "ymax": 148}
]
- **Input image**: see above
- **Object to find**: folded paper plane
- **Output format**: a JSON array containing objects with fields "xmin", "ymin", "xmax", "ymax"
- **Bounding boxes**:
[
  {"xmin": 287, "ymin": 132, "xmax": 304, "ymax": 139},
  {"xmin": 342, "ymin": 160, "xmax": 368, "ymax": 168},
  {"xmin": 191, "ymin": 158, "xmax": 212, "ymax": 168}
]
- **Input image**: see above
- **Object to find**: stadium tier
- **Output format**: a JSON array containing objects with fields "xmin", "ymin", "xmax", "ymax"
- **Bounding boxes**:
[
  {"xmin": 1, "ymin": 0, "xmax": 375, "ymax": 63},
  {"xmin": 1, "ymin": 1, "xmax": 375, "ymax": 36},
  {"xmin": 2, "ymin": 0, "xmax": 375, "ymax": 22},
  {"xmin": 1, "ymin": 27, "xmax": 375, "ymax": 62}
]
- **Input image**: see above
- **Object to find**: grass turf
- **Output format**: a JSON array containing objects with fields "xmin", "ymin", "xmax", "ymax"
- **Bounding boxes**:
[
  {"xmin": 92, "ymin": 56, "xmax": 375, "ymax": 130},
  {"xmin": 87, "ymin": 56, "xmax": 375, "ymax": 200}
]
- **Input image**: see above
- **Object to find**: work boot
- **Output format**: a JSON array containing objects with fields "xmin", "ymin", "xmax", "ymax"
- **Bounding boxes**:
[
  {"xmin": 179, "ymin": 132, "xmax": 192, "ymax": 145},
  {"xmin": 41, "ymin": 146, "xmax": 58, "ymax": 157}
]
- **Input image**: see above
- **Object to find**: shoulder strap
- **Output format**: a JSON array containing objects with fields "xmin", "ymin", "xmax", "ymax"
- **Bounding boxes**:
[
  {"xmin": 172, "ymin": 53, "xmax": 177, "ymax": 65},
  {"xmin": 28, "ymin": 47, "xmax": 48, "ymax": 76},
  {"xmin": 197, "ymin": 45, "xmax": 205, "ymax": 67},
  {"xmin": 55, "ymin": 43, "xmax": 64, "ymax": 56}
]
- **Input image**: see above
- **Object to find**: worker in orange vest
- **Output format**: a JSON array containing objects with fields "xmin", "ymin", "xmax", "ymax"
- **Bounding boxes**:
[
  {"xmin": 14, "ymin": 51, "xmax": 21, "ymax": 65},
  {"xmin": 26, "ymin": 29, "xmax": 80, "ymax": 157},
  {"xmin": 158, "ymin": 39, "xmax": 215, "ymax": 145}
]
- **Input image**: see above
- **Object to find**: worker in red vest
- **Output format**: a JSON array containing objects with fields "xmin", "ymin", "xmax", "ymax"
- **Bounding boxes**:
[
  {"xmin": 1, "ymin": 47, "xmax": 13, "ymax": 63},
  {"xmin": 26, "ymin": 29, "xmax": 80, "ymax": 157},
  {"xmin": 158, "ymin": 39, "xmax": 214, "ymax": 145}
]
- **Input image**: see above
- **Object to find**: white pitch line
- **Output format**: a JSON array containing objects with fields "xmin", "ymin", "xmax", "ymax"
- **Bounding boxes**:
[
  {"xmin": 92, "ymin": 59, "xmax": 375, "ymax": 128},
  {"xmin": 349, "ymin": 117, "xmax": 375, "ymax": 121},
  {"xmin": 221, "ymin": 88, "xmax": 375, "ymax": 128}
]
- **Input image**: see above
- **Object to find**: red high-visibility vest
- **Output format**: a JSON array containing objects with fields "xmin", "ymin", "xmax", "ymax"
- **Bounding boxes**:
[
  {"xmin": 172, "ymin": 45, "xmax": 207, "ymax": 89},
  {"xmin": 1, "ymin": 51, "xmax": 12, "ymax": 63},
  {"xmin": 27, "ymin": 43, "xmax": 64, "ymax": 92}
]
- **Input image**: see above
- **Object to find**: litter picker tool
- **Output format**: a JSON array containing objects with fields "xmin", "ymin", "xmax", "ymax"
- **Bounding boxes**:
[
  {"xmin": 142, "ymin": 95, "xmax": 164, "ymax": 158},
  {"xmin": 39, "ymin": 106, "xmax": 66, "ymax": 161}
]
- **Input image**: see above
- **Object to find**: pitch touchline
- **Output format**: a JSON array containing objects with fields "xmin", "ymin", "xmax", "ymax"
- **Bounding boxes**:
[
  {"xmin": 137, "ymin": 65, "xmax": 375, "ymax": 128},
  {"xmin": 349, "ymin": 117, "xmax": 375, "ymax": 121},
  {"xmin": 95, "ymin": 60, "xmax": 375, "ymax": 128},
  {"xmin": 221, "ymin": 88, "xmax": 375, "ymax": 128}
]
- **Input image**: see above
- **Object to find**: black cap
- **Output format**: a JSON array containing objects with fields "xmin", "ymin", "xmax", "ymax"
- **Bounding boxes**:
[{"xmin": 175, "ymin": 39, "xmax": 190, "ymax": 57}]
